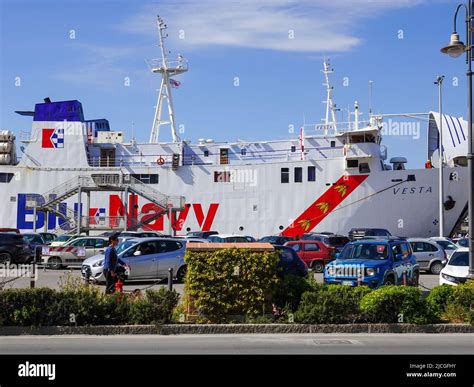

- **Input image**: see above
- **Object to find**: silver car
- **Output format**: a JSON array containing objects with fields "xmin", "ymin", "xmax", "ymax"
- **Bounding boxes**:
[
  {"xmin": 408, "ymin": 238, "xmax": 446, "ymax": 274},
  {"xmin": 428, "ymin": 237, "xmax": 459, "ymax": 259},
  {"xmin": 81, "ymin": 237, "xmax": 187, "ymax": 283}
]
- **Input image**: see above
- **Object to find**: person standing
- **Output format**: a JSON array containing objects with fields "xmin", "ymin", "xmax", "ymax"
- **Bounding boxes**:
[{"xmin": 103, "ymin": 234, "xmax": 119, "ymax": 294}]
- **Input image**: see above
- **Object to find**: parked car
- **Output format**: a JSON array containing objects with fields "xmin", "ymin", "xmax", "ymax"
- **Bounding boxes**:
[
  {"xmin": 348, "ymin": 228, "xmax": 392, "ymax": 241},
  {"xmin": 50, "ymin": 234, "xmax": 78, "ymax": 247},
  {"xmin": 21, "ymin": 233, "xmax": 45, "ymax": 262},
  {"xmin": 258, "ymin": 235, "xmax": 295, "ymax": 245},
  {"xmin": 81, "ymin": 238, "xmax": 187, "ymax": 283},
  {"xmin": 207, "ymin": 234, "xmax": 249, "ymax": 243},
  {"xmin": 273, "ymin": 245, "xmax": 308, "ymax": 278},
  {"xmin": 301, "ymin": 233, "xmax": 349, "ymax": 253},
  {"xmin": 407, "ymin": 238, "xmax": 447, "ymax": 274},
  {"xmin": 118, "ymin": 231, "xmax": 165, "ymax": 238},
  {"xmin": 38, "ymin": 232, "xmax": 57, "ymax": 245},
  {"xmin": 284, "ymin": 240, "xmax": 334, "ymax": 273},
  {"xmin": 42, "ymin": 236, "xmax": 109, "ymax": 269},
  {"xmin": 0, "ymin": 233, "xmax": 32, "ymax": 264},
  {"xmin": 428, "ymin": 237, "xmax": 458, "ymax": 259},
  {"xmin": 456, "ymin": 238, "xmax": 468, "ymax": 248},
  {"xmin": 440, "ymin": 248, "xmax": 469, "ymax": 286},
  {"xmin": 0, "ymin": 228, "xmax": 20, "ymax": 234},
  {"xmin": 244, "ymin": 236, "xmax": 257, "ymax": 242},
  {"xmin": 186, "ymin": 231, "xmax": 219, "ymax": 239},
  {"xmin": 324, "ymin": 238, "xmax": 419, "ymax": 288}
]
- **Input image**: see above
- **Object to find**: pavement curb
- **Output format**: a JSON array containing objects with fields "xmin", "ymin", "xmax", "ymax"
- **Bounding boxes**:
[{"xmin": 0, "ymin": 323, "xmax": 472, "ymax": 335}]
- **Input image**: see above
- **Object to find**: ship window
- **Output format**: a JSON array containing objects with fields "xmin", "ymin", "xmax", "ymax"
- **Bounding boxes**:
[
  {"xmin": 214, "ymin": 171, "xmax": 231, "ymax": 183},
  {"xmin": 241, "ymin": 148, "xmax": 247, "ymax": 156},
  {"xmin": 294, "ymin": 167, "xmax": 303, "ymax": 183},
  {"xmin": 359, "ymin": 163, "xmax": 371, "ymax": 173},
  {"xmin": 131, "ymin": 174, "xmax": 159, "ymax": 184},
  {"xmin": 308, "ymin": 166, "xmax": 316, "ymax": 181},
  {"xmin": 0, "ymin": 173, "xmax": 14, "ymax": 183},
  {"xmin": 347, "ymin": 160, "xmax": 359, "ymax": 168},
  {"xmin": 220, "ymin": 148, "xmax": 229, "ymax": 165},
  {"xmin": 330, "ymin": 141, "xmax": 336, "ymax": 148},
  {"xmin": 204, "ymin": 150, "xmax": 209, "ymax": 157},
  {"xmin": 281, "ymin": 168, "xmax": 289, "ymax": 183},
  {"xmin": 291, "ymin": 145, "xmax": 296, "ymax": 153}
]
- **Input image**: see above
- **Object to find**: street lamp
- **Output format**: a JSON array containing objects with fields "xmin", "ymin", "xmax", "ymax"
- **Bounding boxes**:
[
  {"xmin": 434, "ymin": 75, "xmax": 445, "ymax": 237},
  {"xmin": 440, "ymin": 1, "xmax": 474, "ymax": 278}
]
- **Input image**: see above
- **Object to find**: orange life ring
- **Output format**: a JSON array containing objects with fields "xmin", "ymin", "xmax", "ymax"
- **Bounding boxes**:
[{"xmin": 157, "ymin": 156, "xmax": 165, "ymax": 165}]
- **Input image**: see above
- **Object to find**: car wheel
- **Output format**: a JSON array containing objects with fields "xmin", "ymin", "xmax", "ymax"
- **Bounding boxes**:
[
  {"xmin": 430, "ymin": 262, "xmax": 443, "ymax": 275},
  {"xmin": 176, "ymin": 265, "xmax": 187, "ymax": 283},
  {"xmin": 312, "ymin": 261, "xmax": 324, "ymax": 273},
  {"xmin": 48, "ymin": 257, "xmax": 63, "ymax": 270},
  {"xmin": 383, "ymin": 275, "xmax": 395, "ymax": 286},
  {"xmin": 0, "ymin": 252, "xmax": 12, "ymax": 267}
]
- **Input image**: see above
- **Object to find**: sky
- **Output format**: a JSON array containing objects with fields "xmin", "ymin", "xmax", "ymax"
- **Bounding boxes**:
[{"xmin": 0, "ymin": 0, "xmax": 469, "ymax": 168}]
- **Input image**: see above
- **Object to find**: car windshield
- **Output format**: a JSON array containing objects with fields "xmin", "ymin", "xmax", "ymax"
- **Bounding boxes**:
[
  {"xmin": 327, "ymin": 236, "xmax": 349, "ymax": 247},
  {"xmin": 260, "ymin": 236, "xmax": 277, "ymax": 242},
  {"xmin": 56, "ymin": 235, "xmax": 72, "ymax": 242},
  {"xmin": 23, "ymin": 235, "xmax": 42, "ymax": 244},
  {"xmin": 448, "ymin": 252, "xmax": 468, "ymax": 267},
  {"xmin": 340, "ymin": 243, "xmax": 388, "ymax": 260},
  {"xmin": 436, "ymin": 240, "xmax": 458, "ymax": 250},
  {"xmin": 117, "ymin": 240, "xmax": 139, "ymax": 255},
  {"xmin": 458, "ymin": 239, "xmax": 468, "ymax": 247}
]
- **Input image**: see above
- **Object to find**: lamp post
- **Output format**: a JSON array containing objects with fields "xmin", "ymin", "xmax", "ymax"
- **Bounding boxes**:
[
  {"xmin": 440, "ymin": 1, "xmax": 474, "ymax": 278},
  {"xmin": 434, "ymin": 75, "xmax": 445, "ymax": 237}
]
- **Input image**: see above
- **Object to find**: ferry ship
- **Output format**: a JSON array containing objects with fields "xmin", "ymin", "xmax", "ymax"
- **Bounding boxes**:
[{"xmin": 0, "ymin": 17, "xmax": 468, "ymax": 238}]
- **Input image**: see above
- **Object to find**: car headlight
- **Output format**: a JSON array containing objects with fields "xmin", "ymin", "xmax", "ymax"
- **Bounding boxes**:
[
  {"xmin": 92, "ymin": 260, "xmax": 104, "ymax": 268},
  {"xmin": 327, "ymin": 266, "xmax": 336, "ymax": 276},
  {"xmin": 365, "ymin": 268, "xmax": 376, "ymax": 277},
  {"xmin": 441, "ymin": 273, "xmax": 456, "ymax": 282}
]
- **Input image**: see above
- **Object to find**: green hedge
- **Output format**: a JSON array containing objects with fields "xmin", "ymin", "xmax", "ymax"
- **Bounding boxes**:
[
  {"xmin": 295, "ymin": 285, "xmax": 372, "ymax": 324},
  {"xmin": 184, "ymin": 248, "xmax": 280, "ymax": 322},
  {"xmin": 0, "ymin": 287, "xmax": 179, "ymax": 326},
  {"xmin": 360, "ymin": 286, "xmax": 433, "ymax": 324}
]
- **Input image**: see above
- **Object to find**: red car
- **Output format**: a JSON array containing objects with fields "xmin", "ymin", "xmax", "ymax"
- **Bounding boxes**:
[
  {"xmin": 284, "ymin": 240, "xmax": 335, "ymax": 273},
  {"xmin": 0, "ymin": 228, "xmax": 20, "ymax": 234}
]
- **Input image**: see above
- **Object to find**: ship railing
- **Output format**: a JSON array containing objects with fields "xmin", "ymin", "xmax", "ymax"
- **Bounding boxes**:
[{"xmin": 146, "ymin": 58, "xmax": 188, "ymax": 74}]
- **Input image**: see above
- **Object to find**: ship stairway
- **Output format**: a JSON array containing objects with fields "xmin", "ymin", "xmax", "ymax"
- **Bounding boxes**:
[{"xmin": 26, "ymin": 174, "xmax": 185, "ymax": 234}]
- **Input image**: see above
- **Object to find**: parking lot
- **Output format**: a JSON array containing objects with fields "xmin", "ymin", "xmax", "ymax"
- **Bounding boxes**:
[{"xmin": 1, "ymin": 268, "xmax": 441, "ymax": 294}]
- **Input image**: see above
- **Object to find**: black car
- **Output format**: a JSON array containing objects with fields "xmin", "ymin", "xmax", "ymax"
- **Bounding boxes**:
[
  {"xmin": 348, "ymin": 228, "xmax": 392, "ymax": 241},
  {"xmin": 22, "ymin": 233, "xmax": 45, "ymax": 262},
  {"xmin": 38, "ymin": 232, "xmax": 57, "ymax": 245},
  {"xmin": 274, "ymin": 245, "xmax": 308, "ymax": 278},
  {"xmin": 0, "ymin": 233, "xmax": 32, "ymax": 264},
  {"xmin": 301, "ymin": 233, "xmax": 349, "ymax": 253},
  {"xmin": 186, "ymin": 231, "xmax": 219, "ymax": 239},
  {"xmin": 259, "ymin": 235, "xmax": 295, "ymax": 245}
]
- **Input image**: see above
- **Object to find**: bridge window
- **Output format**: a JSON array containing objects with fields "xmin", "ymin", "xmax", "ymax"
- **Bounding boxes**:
[
  {"xmin": 291, "ymin": 145, "xmax": 296, "ymax": 153},
  {"xmin": 132, "ymin": 174, "xmax": 159, "ymax": 184},
  {"xmin": 220, "ymin": 148, "xmax": 229, "ymax": 165},
  {"xmin": 347, "ymin": 160, "xmax": 359, "ymax": 168},
  {"xmin": 359, "ymin": 163, "xmax": 371, "ymax": 173},
  {"xmin": 281, "ymin": 168, "xmax": 289, "ymax": 183},
  {"xmin": 241, "ymin": 148, "xmax": 247, "ymax": 156},
  {"xmin": 204, "ymin": 150, "xmax": 209, "ymax": 157},
  {"xmin": 308, "ymin": 166, "xmax": 316, "ymax": 181},
  {"xmin": 0, "ymin": 173, "xmax": 14, "ymax": 183},
  {"xmin": 330, "ymin": 141, "xmax": 336, "ymax": 148},
  {"xmin": 294, "ymin": 167, "xmax": 303, "ymax": 183}
]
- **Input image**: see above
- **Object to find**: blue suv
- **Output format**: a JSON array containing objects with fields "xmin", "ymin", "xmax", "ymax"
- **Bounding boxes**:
[{"xmin": 324, "ymin": 238, "xmax": 419, "ymax": 288}]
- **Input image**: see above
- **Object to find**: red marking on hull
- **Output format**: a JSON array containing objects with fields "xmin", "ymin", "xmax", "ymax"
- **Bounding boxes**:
[{"xmin": 282, "ymin": 174, "xmax": 369, "ymax": 237}]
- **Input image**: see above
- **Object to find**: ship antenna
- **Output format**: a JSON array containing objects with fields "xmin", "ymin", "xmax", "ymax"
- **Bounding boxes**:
[
  {"xmin": 321, "ymin": 59, "xmax": 337, "ymax": 133},
  {"xmin": 148, "ymin": 15, "xmax": 188, "ymax": 143},
  {"xmin": 368, "ymin": 80, "xmax": 373, "ymax": 118}
]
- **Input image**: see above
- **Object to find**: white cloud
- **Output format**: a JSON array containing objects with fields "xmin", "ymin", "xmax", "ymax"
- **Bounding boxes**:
[{"xmin": 118, "ymin": 0, "xmax": 430, "ymax": 53}]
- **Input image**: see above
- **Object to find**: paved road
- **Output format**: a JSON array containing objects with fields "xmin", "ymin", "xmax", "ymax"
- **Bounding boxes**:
[
  {"xmin": 1, "ymin": 269, "xmax": 441, "ymax": 294},
  {"xmin": 0, "ymin": 334, "xmax": 472, "ymax": 354}
]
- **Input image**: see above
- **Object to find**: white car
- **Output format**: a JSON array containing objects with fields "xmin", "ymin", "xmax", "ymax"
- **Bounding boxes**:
[{"xmin": 439, "ymin": 247, "xmax": 470, "ymax": 286}]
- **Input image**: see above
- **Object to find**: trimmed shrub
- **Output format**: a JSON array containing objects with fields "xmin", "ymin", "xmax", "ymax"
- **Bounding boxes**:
[
  {"xmin": 129, "ymin": 289, "xmax": 180, "ymax": 324},
  {"xmin": 185, "ymin": 248, "xmax": 280, "ymax": 322},
  {"xmin": 0, "ymin": 285, "xmax": 179, "ymax": 326},
  {"xmin": 443, "ymin": 281, "xmax": 474, "ymax": 324},
  {"xmin": 360, "ymin": 286, "xmax": 433, "ymax": 324},
  {"xmin": 425, "ymin": 285, "xmax": 455, "ymax": 322},
  {"xmin": 295, "ymin": 285, "xmax": 372, "ymax": 324},
  {"xmin": 273, "ymin": 274, "xmax": 313, "ymax": 312}
]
